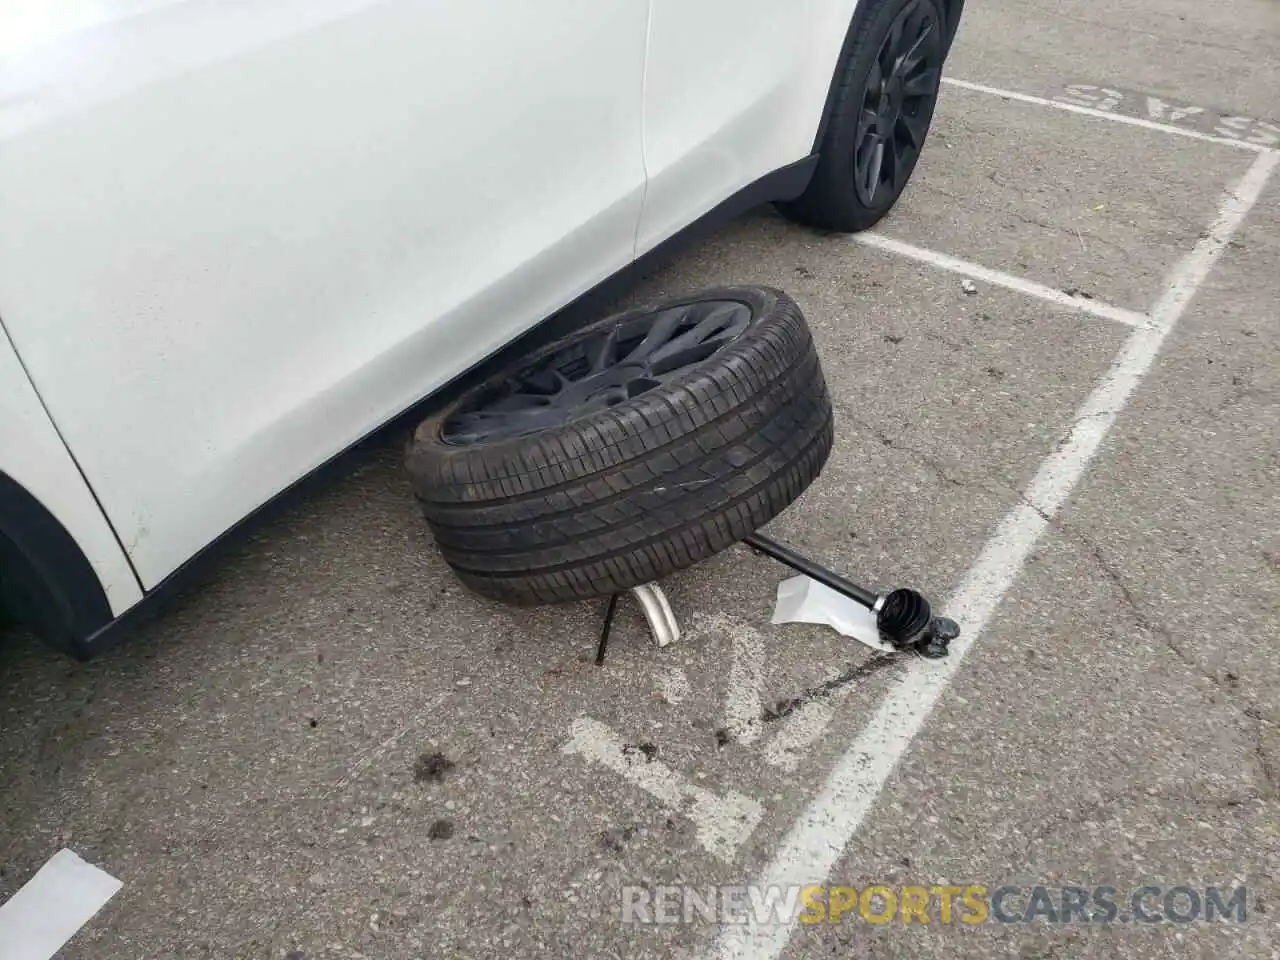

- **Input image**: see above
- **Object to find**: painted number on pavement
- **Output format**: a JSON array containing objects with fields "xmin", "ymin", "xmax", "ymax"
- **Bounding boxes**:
[{"xmin": 1053, "ymin": 83, "xmax": 1280, "ymax": 148}]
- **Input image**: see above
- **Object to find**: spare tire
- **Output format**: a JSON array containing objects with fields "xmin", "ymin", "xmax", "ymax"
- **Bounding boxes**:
[{"xmin": 405, "ymin": 286, "xmax": 833, "ymax": 604}]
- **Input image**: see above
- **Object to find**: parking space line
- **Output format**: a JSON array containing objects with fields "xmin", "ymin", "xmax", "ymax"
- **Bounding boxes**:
[
  {"xmin": 0, "ymin": 850, "xmax": 122, "ymax": 960},
  {"xmin": 761, "ymin": 693, "xmax": 843, "ymax": 773},
  {"xmin": 656, "ymin": 665, "xmax": 693, "ymax": 704},
  {"xmin": 563, "ymin": 717, "xmax": 765, "ymax": 863},
  {"xmin": 855, "ymin": 232, "xmax": 1150, "ymax": 327},
  {"xmin": 942, "ymin": 77, "xmax": 1276, "ymax": 153},
  {"xmin": 715, "ymin": 616, "xmax": 767, "ymax": 746},
  {"xmin": 708, "ymin": 147, "xmax": 1277, "ymax": 960}
]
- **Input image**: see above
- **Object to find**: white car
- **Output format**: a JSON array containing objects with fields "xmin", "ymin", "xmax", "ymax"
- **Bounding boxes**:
[{"xmin": 0, "ymin": 0, "xmax": 962, "ymax": 657}]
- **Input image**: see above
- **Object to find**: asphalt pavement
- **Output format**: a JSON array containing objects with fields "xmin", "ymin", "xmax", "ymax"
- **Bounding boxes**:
[{"xmin": 3, "ymin": 1, "xmax": 1278, "ymax": 957}]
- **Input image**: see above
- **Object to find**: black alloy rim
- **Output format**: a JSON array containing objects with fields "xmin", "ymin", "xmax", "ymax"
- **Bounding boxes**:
[
  {"xmin": 441, "ymin": 301, "xmax": 752, "ymax": 445},
  {"xmin": 853, "ymin": 0, "xmax": 944, "ymax": 207}
]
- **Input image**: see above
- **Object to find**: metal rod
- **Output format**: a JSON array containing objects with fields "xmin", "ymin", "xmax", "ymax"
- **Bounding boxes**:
[
  {"xmin": 743, "ymin": 532, "xmax": 880, "ymax": 609},
  {"xmin": 595, "ymin": 593, "xmax": 620, "ymax": 665}
]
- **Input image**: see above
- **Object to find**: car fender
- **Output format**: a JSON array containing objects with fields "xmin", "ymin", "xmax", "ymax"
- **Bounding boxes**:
[{"xmin": 0, "ymin": 322, "xmax": 142, "ymax": 647}]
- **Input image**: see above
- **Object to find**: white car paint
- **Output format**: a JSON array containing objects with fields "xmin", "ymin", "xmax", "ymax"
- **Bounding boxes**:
[
  {"xmin": 0, "ymin": 0, "xmax": 405, "ymax": 140},
  {"xmin": 0, "ymin": 327, "xmax": 142, "ymax": 615},
  {"xmin": 0, "ymin": 0, "xmax": 863, "ymax": 631},
  {"xmin": 638, "ymin": 0, "xmax": 860, "ymax": 254},
  {"xmin": 0, "ymin": 0, "xmax": 650, "ymax": 586}
]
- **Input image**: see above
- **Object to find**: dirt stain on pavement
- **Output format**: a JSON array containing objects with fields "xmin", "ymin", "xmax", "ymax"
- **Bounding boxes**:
[{"xmin": 413, "ymin": 751, "xmax": 455, "ymax": 784}]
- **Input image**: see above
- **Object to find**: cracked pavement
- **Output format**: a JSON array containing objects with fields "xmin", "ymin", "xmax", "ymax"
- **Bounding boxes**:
[{"xmin": 2, "ymin": 0, "xmax": 1279, "ymax": 957}]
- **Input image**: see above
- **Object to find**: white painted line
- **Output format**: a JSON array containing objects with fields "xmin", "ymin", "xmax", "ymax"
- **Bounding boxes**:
[
  {"xmin": 716, "ymin": 617, "xmax": 766, "ymax": 746},
  {"xmin": 708, "ymin": 148, "xmax": 1277, "ymax": 960},
  {"xmin": 761, "ymin": 694, "xmax": 841, "ymax": 773},
  {"xmin": 655, "ymin": 665, "xmax": 693, "ymax": 705},
  {"xmin": 0, "ymin": 850, "xmax": 122, "ymax": 960},
  {"xmin": 563, "ymin": 717, "xmax": 764, "ymax": 863},
  {"xmin": 942, "ymin": 77, "xmax": 1275, "ymax": 153},
  {"xmin": 854, "ymin": 232, "xmax": 1150, "ymax": 327}
]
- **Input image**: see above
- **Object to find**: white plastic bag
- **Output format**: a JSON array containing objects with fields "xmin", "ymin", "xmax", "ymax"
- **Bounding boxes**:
[{"xmin": 770, "ymin": 575, "xmax": 895, "ymax": 652}]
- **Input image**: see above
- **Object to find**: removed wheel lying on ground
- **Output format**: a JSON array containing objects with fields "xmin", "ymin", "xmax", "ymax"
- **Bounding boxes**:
[{"xmin": 405, "ymin": 286, "xmax": 834, "ymax": 604}]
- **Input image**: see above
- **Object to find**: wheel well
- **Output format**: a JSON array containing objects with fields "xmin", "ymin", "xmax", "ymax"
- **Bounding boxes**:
[
  {"xmin": 811, "ymin": 0, "xmax": 964, "ymax": 157},
  {"xmin": 0, "ymin": 472, "xmax": 112, "ymax": 657}
]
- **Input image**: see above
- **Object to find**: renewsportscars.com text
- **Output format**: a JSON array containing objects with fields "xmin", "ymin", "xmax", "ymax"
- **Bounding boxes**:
[{"xmin": 621, "ymin": 884, "xmax": 1248, "ymax": 925}]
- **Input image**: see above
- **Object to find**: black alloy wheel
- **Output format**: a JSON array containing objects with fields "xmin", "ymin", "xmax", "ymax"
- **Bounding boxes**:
[
  {"xmin": 441, "ymin": 301, "xmax": 752, "ymax": 446},
  {"xmin": 777, "ymin": 0, "xmax": 947, "ymax": 233},
  {"xmin": 852, "ymin": 0, "xmax": 943, "ymax": 207}
]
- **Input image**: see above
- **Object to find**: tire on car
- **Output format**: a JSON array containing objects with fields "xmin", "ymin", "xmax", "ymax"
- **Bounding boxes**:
[
  {"xmin": 779, "ymin": 0, "xmax": 947, "ymax": 232},
  {"xmin": 405, "ymin": 286, "xmax": 833, "ymax": 605}
]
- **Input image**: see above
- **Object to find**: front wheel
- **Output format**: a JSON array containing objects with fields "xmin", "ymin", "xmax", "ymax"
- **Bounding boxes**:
[{"xmin": 778, "ymin": 0, "xmax": 946, "ymax": 232}]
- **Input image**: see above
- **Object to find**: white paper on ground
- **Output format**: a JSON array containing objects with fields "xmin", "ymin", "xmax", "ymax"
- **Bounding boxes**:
[
  {"xmin": 0, "ymin": 849, "xmax": 122, "ymax": 960},
  {"xmin": 770, "ymin": 575, "xmax": 895, "ymax": 652}
]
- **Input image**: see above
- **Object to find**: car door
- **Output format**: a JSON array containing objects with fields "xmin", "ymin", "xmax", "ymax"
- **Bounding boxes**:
[
  {"xmin": 0, "ymin": 0, "xmax": 649, "ymax": 588},
  {"xmin": 636, "ymin": 0, "xmax": 860, "ymax": 254}
]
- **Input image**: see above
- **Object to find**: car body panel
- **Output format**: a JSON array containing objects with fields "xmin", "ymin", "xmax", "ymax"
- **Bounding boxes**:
[
  {"xmin": 0, "ymin": 323, "xmax": 142, "ymax": 616},
  {"xmin": 0, "ymin": 0, "xmax": 648, "ymax": 587},
  {"xmin": 636, "ymin": 0, "xmax": 862, "ymax": 255}
]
